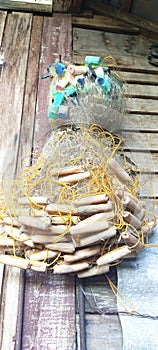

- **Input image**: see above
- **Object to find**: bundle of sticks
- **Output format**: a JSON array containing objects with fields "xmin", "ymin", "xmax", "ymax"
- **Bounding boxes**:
[{"xmin": 0, "ymin": 157, "xmax": 156, "ymax": 277}]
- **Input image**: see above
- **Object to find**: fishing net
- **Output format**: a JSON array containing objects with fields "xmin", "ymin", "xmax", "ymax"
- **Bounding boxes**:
[{"xmin": 0, "ymin": 57, "xmax": 156, "ymax": 276}]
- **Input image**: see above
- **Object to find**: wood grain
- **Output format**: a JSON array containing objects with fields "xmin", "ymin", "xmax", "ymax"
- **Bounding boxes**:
[
  {"xmin": 121, "ymin": 114, "xmax": 158, "ymax": 131},
  {"xmin": 17, "ymin": 16, "xmax": 43, "ymax": 170},
  {"xmin": 125, "ymin": 98, "xmax": 158, "ymax": 114},
  {"xmin": 0, "ymin": 12, "xmax": 32, "ymax": 350},
  {"xmin": 124, "ymin": 84, "xmax": 158, "ymax": 99},
  {"xmin": 33, "ymin": 14, "xmax": 72, "ymax": 156},
  {"xmin": 120, "ymin": 71, "xmax": 158, "ymax": 84},
  {"xmin": 76, "ymin": 314, "xmax": 122, "ymax": 350},
  {"xmin": 73, "ymin": 52, "xmax": 158, "ymax": 73},
  {"xmin": 53, "ymin": 0, "xmax": 72, "ymax": 12},
  {"xmin": 0, "ymin": 0, "xmax": 52, "ymax": 13},
  {"xmin": 72, "ymin": 14, "xmax": 139, "ymax": 33},
  {"xmin": 0, "ymin": 10, "xmax": 7, "ymax": 45},
  {"xmin": 22, "ymin": 13, "xmax": 76, "ymax": 350},
  {"xmin": 22, "ymin": 272, "xmax": 76, "ymax": 350},
  {"xmin": 86, "ymin": 0, "xmax": 158, "ymax": 39}
]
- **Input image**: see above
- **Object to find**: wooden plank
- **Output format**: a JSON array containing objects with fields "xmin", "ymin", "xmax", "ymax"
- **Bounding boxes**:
[
  {"xmin": 121, "ymin": 114, "xmax": 158, "ymax": 131},
  {"xmin": 76, "ymin": 314, "xmax": 122, "ymax": 350},
  {"xmin": 124, "ymin": 84, "xmax": 158, "ymax": 99},
  {"xmin": 0, "ymin": 12, "xmax": 32, "ymax": 176},
  {"xmin": 122, "ymin": 151, "xmax": 158, "ymax": 173},
  {"xmin": 81, "ymin": 270, "xmax": 118, "ymax": 314},
  {"xmin": 125, "ymin": 98, "xmax": 158, "ymax": 114},
  {"xmin": 73, "ymin": 51, "xmax": 158, "ymax": 73},
  {"xmin": 117, "ymin": 223, "xmax": 158, "ymax": 350},
  {"xmin": 22, "ymin": 272, "xmax": 76, "ymax": 350},
  {"xmin": 53, "ymin": 0, "xmax": 72, "ymax": 12},
  {"xmin": 0, "ymin": 10, "xmax": 7, "ymax": 45},
  {"xmin": 86, "ymin": 0, "xmax": 158, "ymax": 39},
  {"xmin": 122, "ymin": 131, "xmax": 158, "ymax": 151},
  {"xmin": 72, "ymin": 14, "xmax": 139, "ymax": 33},
  {"xmin": 0, "ymin": 0, "xmax": 52, "ymax": 13},
  {"xmin": 73, "ymin": 27, "xmax": 150, "ymax": 58},
  {"xmin": 17, "ymin": 16, "xmax": 43, "ymax": 170},
  {"xmin": 0, "ymin": 12, "xmax": 32, "ymax": 350},
  {"xmin": 22, "ymin": 14, "xmax": 76, "ymax": 350},
  {"xmin": 33, "ymin": 13, "xmax": 72, "ymax": 155},
  {"xmin": 0, "ymin": 267, "xmax": 22, "ymax": 350},
  {"xmin": 120, "ymin": 71, "xmax": 158, "ymax": 84}
]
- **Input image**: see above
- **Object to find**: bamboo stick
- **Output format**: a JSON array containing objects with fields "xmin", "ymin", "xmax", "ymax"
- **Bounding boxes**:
[
  {"xmin": 123, "ymin": 211, "xmax": 142, "ymax": 228},
  {"xmin": 108, "ymin": 158, "xmax": 131, "ymax": 184},
  {"xmin": 76, "ymin": 201, "xmax": 113, "ymax": 216},
  {"xmin": 46, "ymin": 242, "xmax": 75, "ymax": 253},
  {"xmin": 73, "ymin": 227, "xmax": 117, "ymax": 247},
  {"xmin": 31, "ymin": 235, "xmax": 56, "ymax": 244},
  {"xmin": 0, "ymin": 254, "xmax": 30, "ymax": 269},
  {"xmin": 59, "ymin": 172, "xmax": 90, "ymax": 184},
  {"xmin": 18, "ymin": 196, "xmax": 48, "ymax": 205},
  {"xmin": 97, "ymin": 246, "xmax": 131, "ymax": 266},
  {"xmin": 77, "ymin": 264, "xmax": 109, "ymax": 278},
  {"xmin": 74, "ymin": 194, "xmax": 109, "ymax": 207},
  {"xmin": 53, "ymin": 261, "xmax": 89, "ymax": 274},
  {"xmin": 63, "ymin": 246, "xmax": 101, "ymax": 263}
]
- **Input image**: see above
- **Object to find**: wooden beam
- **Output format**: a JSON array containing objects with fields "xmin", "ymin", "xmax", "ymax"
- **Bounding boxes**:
[
  {"xmin": 86, "ymin": 0, "xmax": 158, "ymax": 39},
  {"xmin": 72, "ymin": 14, "xmax": 139, "ymax": 33},
  {"xmin": 0, "ymin": 0, "xmax": 52, "ymax": 13}
]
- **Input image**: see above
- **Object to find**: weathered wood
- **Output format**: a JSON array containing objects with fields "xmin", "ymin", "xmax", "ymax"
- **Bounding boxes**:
[
  {"xmin": 86, "ymin": 0, "xmax": 158, "ymax": 39},
  {"xmin": 0, "ymin": 10, "xmax": 7, "ymax": 45},
  {"xmin": 0, "ymin": 12, "xmax": 32, "ymax": 176},
  {"xmin": 72, "ymin": 14, "xmax": 139, "ymax": 33},
  {"xmin": 0, "ymin": 267, "xmax": 22, "ymax": 350},
  {"xmin": 125, "ymin": 98, "xmax": 158, "ymax": 114},
  {"xmin": 22, "ymin": 272, "xmax": 76, "ymax": 350},
  {"xmin": 120, "ymin": 71, "xmax": 158, "ymax": 84},
  {"xmin": 122, "ymin": 131, "xmax": 158, "ymax": 151},
  {"xmin": 33, "ymin": 14, "xmax": 72, "ymax": 155},
  {"xmin": 124, "ymin": 84, "xmax": 158, "ymax": 99},
  {"xmin": 0, "ymin": 0, "xmax": 52, "ymax": 13},
  {"xmin": 117, "ymin": 223, "xmax": 158, "ymax": 350},
  {"xmin": 0, "ymin": 12, "xmax": 32, "ymax": 350},
  {"xmin": 121, "ymin": 114, "xmax": 158, "ymax": 131},
  {"xmin": 123, "ymin": 151, "xmax": 158, "ymax": 172},
  {"xmin": 76, "ymin": 314, "xmax": 122, "ymax": 350},
  {"xmin": 21, "ymin": 13, "xmax": 76, "ymax": 350},
  {"xmin": 17, "ymin": 16, "xmax": 43, "ymax": 170},
  {"xmin": 53, "ymin": 0, "xmax": 72, "ymax": 12},
  {"xmin": 73, "ymin": 52, "xmax": 158, "ymax": 73},
  {"xmin": 73, "ymin": 27, "xmax": 150, "ymax": 58}
]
